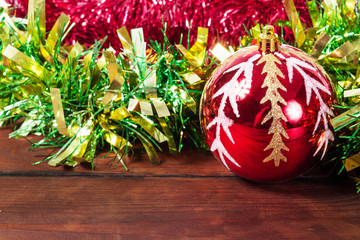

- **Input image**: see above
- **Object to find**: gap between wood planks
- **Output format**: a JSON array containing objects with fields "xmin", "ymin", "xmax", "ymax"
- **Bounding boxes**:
[{"xmin": 0, "ymin": 170, "xmax": 333, "ymax": 183}]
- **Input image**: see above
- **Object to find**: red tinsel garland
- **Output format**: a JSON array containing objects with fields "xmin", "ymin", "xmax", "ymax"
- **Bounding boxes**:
[{"xmin": 8, "ymin": 0, "xmax": 311, "ymax": 49}]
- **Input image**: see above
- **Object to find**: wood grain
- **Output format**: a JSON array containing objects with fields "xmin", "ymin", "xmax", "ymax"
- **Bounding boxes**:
[
  {"xmin": 0, "ymin": 176, "xmax": 358, "ymax": 239},
  {"xmin": 0, "ymin": 127, "xmax": 359, "ymax": 239}
]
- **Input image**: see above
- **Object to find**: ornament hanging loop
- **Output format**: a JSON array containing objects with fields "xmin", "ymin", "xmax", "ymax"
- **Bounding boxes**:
[{"xmin": 258, "ymin": 25, "xmax": 280, "ymax": 53}]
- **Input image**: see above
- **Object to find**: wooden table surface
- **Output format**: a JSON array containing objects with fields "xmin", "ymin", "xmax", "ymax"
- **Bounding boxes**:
[{"xmin": 0, "ymin": 127, "xmax": 359, "ymax": 239}]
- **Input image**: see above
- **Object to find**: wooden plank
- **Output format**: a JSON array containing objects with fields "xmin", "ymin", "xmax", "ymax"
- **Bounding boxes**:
[
  {"xmin": 0, "ymin": 176, "xmax": 358, "ymax": 239},
  {"xmin": 0, "ymin": 127, "xmax": 232, "ymax": 176}
]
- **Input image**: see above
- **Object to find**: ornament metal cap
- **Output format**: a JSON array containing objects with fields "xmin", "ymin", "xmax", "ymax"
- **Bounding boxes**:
[{"xmin": 258, "ymin": 25, "xmax": 280, "ymax": 53}]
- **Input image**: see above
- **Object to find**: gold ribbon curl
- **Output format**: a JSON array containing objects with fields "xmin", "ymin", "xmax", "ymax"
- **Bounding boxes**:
[
  {"xmin": 48, "ymin": 119, "xmax": 95, "ymax": 166},
  {"xmin": 50, "ymin": 88, "xmax": 68, "ymax": 136},
  {"xmin": 176, "ymin": 27, "xmax": 208, "ymax": 69},
  {"xmin": 282, "ymin": 0, "xmax": 306, "ymax": 47},
  {"xmin": 27, "ymin": 0, "xmax": 45, "ymax": 45}
]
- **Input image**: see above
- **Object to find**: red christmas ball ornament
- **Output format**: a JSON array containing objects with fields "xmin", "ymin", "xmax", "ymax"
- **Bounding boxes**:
[{"xmin": 200, "ymin": 26, "xmax": 334, "ymax": 182}]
